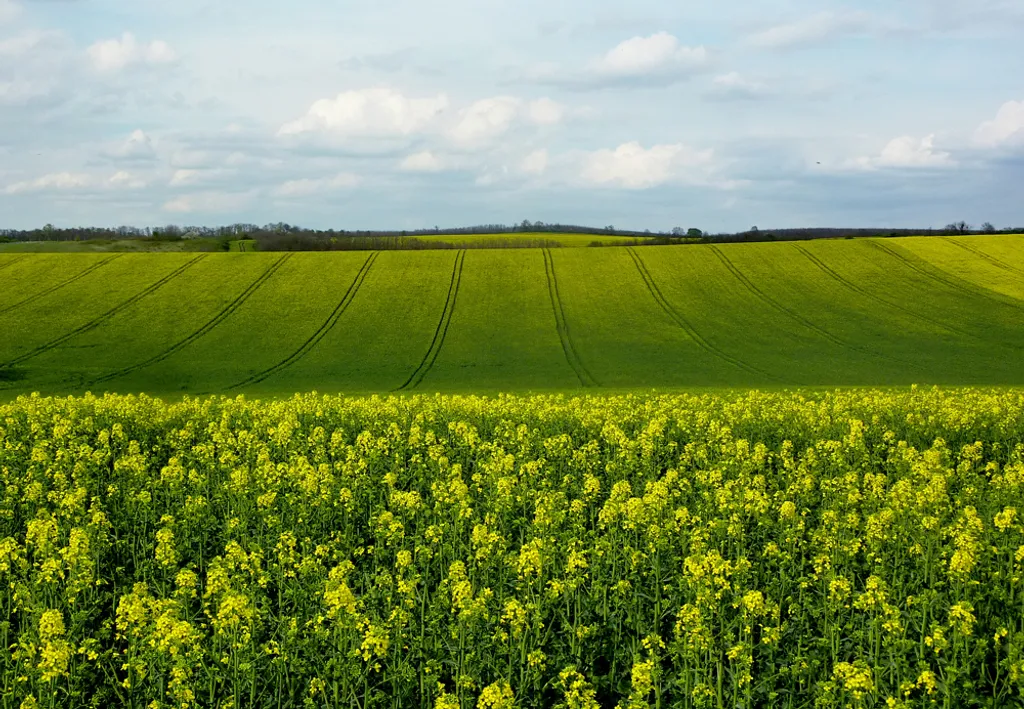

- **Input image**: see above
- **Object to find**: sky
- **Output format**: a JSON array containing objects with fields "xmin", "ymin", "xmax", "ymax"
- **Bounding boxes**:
[{"xmin": 0, "ymin": 0, "xmax": 1022, "ymax": 233}]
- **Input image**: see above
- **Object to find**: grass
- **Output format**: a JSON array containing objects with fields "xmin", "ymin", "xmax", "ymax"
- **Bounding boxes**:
[
  {"xmin": 412, "ymin": 231, "xmax": 649, "ymax": 247},
  {"xmin": 1, "ymin": 235, "xmax": 1023, "ymax": 398},
  {"xmin": 0, "ymin": 237, "xmax": 231, "ymax": 252},
  {"xmin": 896, "ymin": 234, "xmax": 1024, "ymax": 301},
  {"xmin": 0, "ymin": 232, "xmax": 646, "ymax": 253}
]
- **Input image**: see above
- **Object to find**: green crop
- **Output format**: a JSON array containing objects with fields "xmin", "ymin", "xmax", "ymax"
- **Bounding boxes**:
[{"xmin": 1, "ymin": 236, "xmax": 1023, "ymax": 398}]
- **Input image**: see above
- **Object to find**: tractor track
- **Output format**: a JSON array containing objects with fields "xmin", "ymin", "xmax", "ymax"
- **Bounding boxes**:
[
  {"xmin": 0, "ymin": 255, "xmax": 206, "ymax": 369},
  {"xmin": 870, "ymin": 240, "xmax": 1022, "ymax": 308},
  {"xmin": 396, "ymin": 250, "xmax": 465, "ymax": 391},
  {"xmin": 944, "ymin": 238, "xmax": 1024, "ymax": 278},
  {"xmin": 628, "ymin": 248, "xmax": 771, "ymax": 379},
  {"xmin": 711, "ymin": 245, "xmax": 920, "ymax": 368},
  {"xmin": 231, "ymin": 252, "xmax": 378, "ymax": 389},
  {"xmin": 794, "ymin": 245, "xmax": 978, "ymax": 341},
  {"xmin": 543, "ymin": 248, "xmax": 598, "ymax": 387},
  {"xmin": 90, "ymin": 254, "xmax": 292, "ymax": 387},
  {"xmin": 0, "ymin": 255, "xmax": 123, "ymax": 317},
  {"xmin": 0, "ymin": 256, "xmax": 28, "ymax": 275}
]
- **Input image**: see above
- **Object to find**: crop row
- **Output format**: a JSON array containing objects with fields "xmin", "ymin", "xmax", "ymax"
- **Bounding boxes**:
[{"xmin": 1, "ymin": 237, "xmax": 1024, "ymax": 396}]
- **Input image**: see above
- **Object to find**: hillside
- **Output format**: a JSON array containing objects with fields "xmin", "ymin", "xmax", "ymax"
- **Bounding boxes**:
[
  {"xmin": 0, "ymin": 232, "xmax": 647, "ymax": 253},
  {"xmin": 1, "ymin": 234, "xmax": 1023, "ymax": 397}
]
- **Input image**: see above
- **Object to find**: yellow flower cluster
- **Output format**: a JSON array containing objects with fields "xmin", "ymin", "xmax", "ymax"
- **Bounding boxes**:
[{"xmin": 0, "ymin": 387, "xmax": 1022, "ymax": 707}]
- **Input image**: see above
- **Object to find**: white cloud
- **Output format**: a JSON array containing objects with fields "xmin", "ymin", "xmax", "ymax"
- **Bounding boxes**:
[
  {"xmin": 520, "ymin": 149, "xmax": 548, "ymax": 175},
  {"xmin": 0, "ymin": 31, "xmax": 58, "ymax": 57},
  {"xmin": 273, "ymin": 173, "xmax": 361, "ymax": 197},
  {"xmin": 145, "ymin": 40, "xmax": 177, "ymax": 64},
  {"xmin": 112, "ymin": 129, "xmax": 157, "ymax": 159},
  {"xmin": 450, "ymin": 96, "xmax": 521, "ymax": 144},
  {"xmin": 527, "ymin": 33, "xmax": 708, "ymax": 89},
  {"xmin": 169, "ymin": 169, "xmax": 200, "ymax": 186},
  {"xmin": 87, "ymin": 33, "xmax": 178, "ymax": 72},
  {"xmin": 526, "ymin": 98, "xmax": 564, "ymax": 125},
  {"xmin": 0, "ymin": 31, "xmax": 70, "ymax": 107},
  {"xmin": 170, "ymin": 149, "xmax": 215, "ymax": 169},
  {"xmin": 0, "ymin": 0, "xmax": 20, "ymax": 25},
  {"xmin": 0, "ymin": 79, "xmax": 50, "ymax": 106},
  {"xmin": 4, "ymin": 170, "xmax": 148, "ymax": 194},
  {"xmin": 748, "ymin": 11, "xmax": 877, "ymax": 50},
  {"xmin": 108, "ymin": 171, "xmax": 147, "ymax": 189},
  {"xmin": 169, "ymin": 168, "xmax": 239, "ymax": 186},
  {"xmin": 279, "ymin": 88, "xmax": 448, "ymax": 138},
  {"xmin": 161, "ymin": 191, "xmax": 254, "ymax": 213},
  {"xmin": 706, "ymin": 72, "xmax": 771, "ymax": 100},
  {"xmin": 399, "ymin": 151, "xmax": 445, "ymax": 172},
  {"xmin": 446, "ymin": 96, "xmax": 565, "ymax": 146},
  {"xmin": 974, "ymin": 100, "xmax": 1024, "ymax": 148},
  {"xmin": 854, "ymin": 134, "xmax": 954, "ymax": 169},
  {"xmin": 222, "ymin": 152, "xmax": 284, "ymax": 169},
  {"xmin": 580, "ymin": 141, "xmax": 716, "ymax": 189},
  {"xmin": 5, "ymin": 172, "xmax": 93, "ymax": 194},
  {"xmin": 591, "ymin": 32, "xmax": 707, "ymax": 78}
]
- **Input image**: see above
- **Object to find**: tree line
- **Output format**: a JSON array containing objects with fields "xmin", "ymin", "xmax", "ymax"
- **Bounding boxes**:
[{"xmin": 2, "ymin": 220, "xmax": 1020, "ymax": 248}]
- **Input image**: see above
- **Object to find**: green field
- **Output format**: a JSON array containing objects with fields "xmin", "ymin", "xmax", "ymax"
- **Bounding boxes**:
[
  {"xmin": 0, "ymin": 238, "xmax": 235, "ymax": 253},
  {"xmin": 417, "ymin": 232, "xmax": 650, "ymax": 247},
  {"xmin": 1, "ymin": 235, "xmax": 1023, "ymax": 397},
  {"xmin": 0, "ymin": 232, "xmax": 642, "ymax": 253}
]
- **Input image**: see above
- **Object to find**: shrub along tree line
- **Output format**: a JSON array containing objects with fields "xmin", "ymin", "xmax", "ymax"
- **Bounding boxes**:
[{"xmin": 2, "ymin": 221, "xmax": 1020, "ymax": 250}]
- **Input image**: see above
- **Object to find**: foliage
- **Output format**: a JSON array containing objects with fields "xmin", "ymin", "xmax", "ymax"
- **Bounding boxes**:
[{"xmin": 1, "ymin": 388, "xmax": 1024, "ymax": 708}]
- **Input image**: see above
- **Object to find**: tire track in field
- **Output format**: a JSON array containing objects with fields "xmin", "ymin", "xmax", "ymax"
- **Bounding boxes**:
[
  {"xmin": 543, "ymin": 248, "xmax": 598, "ymax": 387},
  {"xmin": 710, "ymin": 245, "xmax": 920, "ymax": 368},
  {"xmin": 0, "ymin": 256, "xmax": 28, "ymax": 275},
  {"xmin": 396, "ymin": 250, "xmax": 466, "ymax": 391},
  {"xmin": 0, "ymin": 255, "xmax": 206, "ymax": 369},
  {"xmin": 794, "ymin": 245, "xmax": 979, "ymax": 340},
  {"xmin": 870, "ymin": 240, "xmax": 1022, "ymax": 308},
  {"xmin": 627, "ymin": 248, "xmax": 772, "ymax": 379},
  {"xmin": 231, "ymin": 252, "xmax": 378, "ymax": 389},
  {"xmin": 0, "ymin": 255, "xmax": 123, "ymax": 317},
  {"xmin": 944, "ymin": 238, "xmax": 1024, "ymax": 278},
  {"xmin": 90, "ymin": 254, "xmax": 293, "ymax": 387}
]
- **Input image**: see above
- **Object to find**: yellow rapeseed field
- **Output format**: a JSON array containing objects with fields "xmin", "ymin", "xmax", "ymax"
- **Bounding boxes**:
[{"xmin": 1, "ymin": 388, "xmax": 1023, "ymax": 708}]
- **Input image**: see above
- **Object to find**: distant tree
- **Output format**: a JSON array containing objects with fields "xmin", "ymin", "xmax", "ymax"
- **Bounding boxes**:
[
  {"xmin": 945, "ymin": 221, "xmax": 970, "ymax": 235},
  {"xmin": 671, "ymin": 227, "xmax": 685, "ymax": 236},
  {"xmin": 605, "ymin": 225, "xmax": 615, "ymax": 233},
  {"xmin": 687, "ymin": 228, "xmax": 703, "ymax": 238},
  {"xmin": 981, "ymin": 222, "xmax": 996, "ymax": 233}
]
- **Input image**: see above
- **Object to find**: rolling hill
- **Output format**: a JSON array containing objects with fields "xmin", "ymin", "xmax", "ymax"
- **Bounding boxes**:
[{"xmin": 1, "ymin": 234, "xmax": 1022, "ymax": 397}]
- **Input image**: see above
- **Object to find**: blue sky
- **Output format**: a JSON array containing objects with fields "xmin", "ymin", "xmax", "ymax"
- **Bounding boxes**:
[{"xmin": 1, "ymin": 0, "xmax": 1022, "ymax": 232}]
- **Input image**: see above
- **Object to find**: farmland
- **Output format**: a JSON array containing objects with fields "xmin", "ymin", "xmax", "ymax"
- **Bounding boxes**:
[
  {"xmin": 4, "ymin": 235, "xmax": 1024, "ymax": 709},
  {"xmin": 414, "ymin": 232, "xmax": 648, "ymax": 247},
  {"xmin": 0, "ymin": 239, "xmax": 236, "ymax": 254},
  {"xmin": 0, "ymin": 232, "xmax": 642, "ymax": 254},
  {"xmin": 1, "ymin": 235, "xmax": 1023, "ymax": 398},
  {"xmin": 1, "ymin": 388, "xmax": 1023, "ymax": 708}
]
